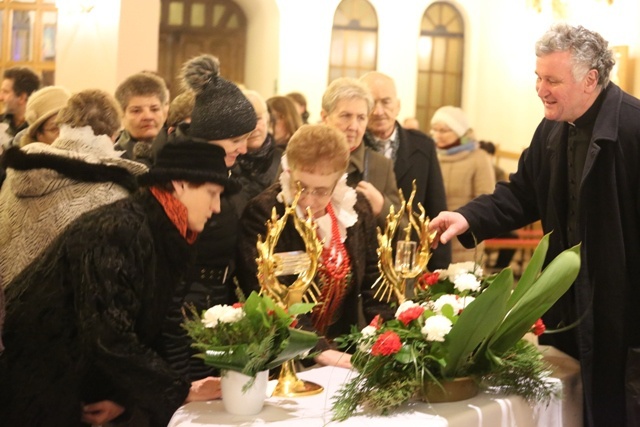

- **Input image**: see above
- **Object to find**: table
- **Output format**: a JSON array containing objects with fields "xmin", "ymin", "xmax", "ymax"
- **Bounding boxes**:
[{"xmin": 169, "ymin": 346, "xmax": 582, "ymax": 427}]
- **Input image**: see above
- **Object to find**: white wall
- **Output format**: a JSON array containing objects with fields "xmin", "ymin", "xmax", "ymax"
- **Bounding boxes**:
[
  {"xmin": 54, "ymin": 0, "xmax": 640, "ymax": 170},
  {"xmin": 56, "ymin": 0, "xmax": 160, "ymax": 94},
  {"xmin": 266, "ymin": 0, "xmax": 640, "ymax": 169}
]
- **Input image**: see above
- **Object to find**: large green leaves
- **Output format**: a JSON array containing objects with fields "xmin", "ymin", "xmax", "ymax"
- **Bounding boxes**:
[
  {"xmin": 443, "ymin": 268, "xmax": 512, "ymax": 377},
  {"xmin": 443, "ymin": 234, "xmax": 581, "ymax": 376},
  {"xmin": 488, "ymin": 242, "xmax": 580, "ymax": 355}
]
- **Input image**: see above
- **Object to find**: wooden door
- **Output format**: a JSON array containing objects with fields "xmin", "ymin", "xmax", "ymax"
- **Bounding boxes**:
[{"xmin": 158, "ymin": 0, "xmax": 246, "ymax": 99}]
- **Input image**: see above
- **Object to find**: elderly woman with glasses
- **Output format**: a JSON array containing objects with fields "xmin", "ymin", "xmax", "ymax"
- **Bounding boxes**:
[{"xmin": 236, "ymin": 124, "xmax": 392, "ymax": 368}]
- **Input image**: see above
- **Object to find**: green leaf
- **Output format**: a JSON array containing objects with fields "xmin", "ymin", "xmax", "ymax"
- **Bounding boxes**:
[
  {"xmin": 488, "ymin": 244, "xmax": 580, "ymax": 355},
  {"xmin": 443, "ymin": 267, "xmax": 513, "ymax": 377},
  {"xmin": 288, "ymin": 302, "xmax": 316, "ymax": 316},
  {"xmin": 505, "ymin": 233, "xmax": 550, "ymax": 310},
  {"xmin": 265, "ymin": 327, "xmax": 318, "ymax": 369}
]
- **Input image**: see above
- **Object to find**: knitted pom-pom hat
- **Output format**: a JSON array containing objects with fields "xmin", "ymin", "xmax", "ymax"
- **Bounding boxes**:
[{"xmin": 182, "ymin": 54, "xmax": 257, "ymax": 141}]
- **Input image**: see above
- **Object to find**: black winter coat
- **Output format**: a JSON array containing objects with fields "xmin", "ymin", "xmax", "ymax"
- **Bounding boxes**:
[
  {"xmin": 0, "ymin": 190, "xmax": 192, "ymax": 427},
  {"xmin": 456, "ymin": 83, "xmax": 640, "ymax": 427}
]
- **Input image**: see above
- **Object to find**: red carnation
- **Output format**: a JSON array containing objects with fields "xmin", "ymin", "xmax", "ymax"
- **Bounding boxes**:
[
  {"xmin": 369, "ymin": 314, "xmax": 384, "ymax": 329},
  {"xmin": 397, "ymin": 306, "xmax": 425, "ymax": 326},
  {"xmin": 418, "ymin": 272, "xmax": 440, "ymax": 289},
  {"xmin": 532, "ymin": 318, "xmax": 546, "ymax": 336},
  {"xmin": 371, "ymin": 331, "xmax": 402, "ymax": 356}
]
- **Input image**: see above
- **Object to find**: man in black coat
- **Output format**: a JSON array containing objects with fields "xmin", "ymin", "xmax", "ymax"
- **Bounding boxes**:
[
  {"xmin": 430, "ymin": 23, "xmax": 640, "ymax": 427},
  {"xmin": 361, "ymin": 71, "xmax": 450, "ymax": 271}
]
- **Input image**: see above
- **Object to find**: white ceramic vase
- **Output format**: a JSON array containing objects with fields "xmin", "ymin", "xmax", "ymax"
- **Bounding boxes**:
[{"xmin": 220, "ymin": 369, "xmax": 269, "ymax": 415}]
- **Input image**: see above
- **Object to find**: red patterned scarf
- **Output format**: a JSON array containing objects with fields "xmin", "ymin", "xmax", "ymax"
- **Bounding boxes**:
[{"xmin": 150, "ymin": 186, "xmax": 198, "ymax": 244}]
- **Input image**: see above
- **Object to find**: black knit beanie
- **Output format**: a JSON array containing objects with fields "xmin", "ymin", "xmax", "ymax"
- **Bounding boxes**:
[
  {"xmin": 138, "ymin": 141, "xmax": 240, "ymax": 194},
  {"xmin": 182, "ymin": 54, "xmax": 257, "ymax": 141}
]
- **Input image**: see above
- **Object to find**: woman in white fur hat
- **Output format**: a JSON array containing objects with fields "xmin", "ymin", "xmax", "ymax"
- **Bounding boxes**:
[{"xmin": 430, "ymin": 106, "xmax": 496, "ymax": 264}]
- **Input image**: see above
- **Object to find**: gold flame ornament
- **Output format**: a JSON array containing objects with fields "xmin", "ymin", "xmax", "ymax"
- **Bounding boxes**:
[
  {"xmin": 374, "ymin": 180, "xmax": 437, "ymax": 304},
  {"xmin": 255, "ymin": 185, "xmax": 324, "ymax": 397}
]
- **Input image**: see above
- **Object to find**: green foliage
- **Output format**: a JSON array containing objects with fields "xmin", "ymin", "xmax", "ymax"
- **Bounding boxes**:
[
  {"xmin": 182, "ymin": 291, "xmax": 318, "ymax": 378},
  {"xmin": 331, "ymin": 235, "xmax": 581, "ymax": 420}
]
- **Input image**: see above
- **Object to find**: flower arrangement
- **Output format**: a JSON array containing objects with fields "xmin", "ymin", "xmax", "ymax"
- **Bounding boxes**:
[
  {"xmin": 332, "ymin": 235, "xmax": 580, "ymax": 420},
  {"xmin": 183, "ymin": 291, "xmax": 318, "ymax": 382}
]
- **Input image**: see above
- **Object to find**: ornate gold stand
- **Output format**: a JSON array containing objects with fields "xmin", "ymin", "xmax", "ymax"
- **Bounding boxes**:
[
  {"xmin": 257, "ymin": 187, "xmax": 324, "ymax": 397},
  {"xmin": 373, "ymin": 180, "xmax": 437, "ymax": 304},
  {"xmin": 272, "ymin": 359, "xmax": 324, "ymax": 397}
]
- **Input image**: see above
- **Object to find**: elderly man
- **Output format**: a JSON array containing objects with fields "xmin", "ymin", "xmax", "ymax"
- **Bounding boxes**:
[
  {"xmin": 430, "ymin": 23, "xmax": 640, "ymax": 427},
  {"xmin": 361, "ymin": 71, "xmax": 450, "ymax": 270},
  {"xmin": 321, "ymin": 77, "xmax": 401, "ymax": 227}
]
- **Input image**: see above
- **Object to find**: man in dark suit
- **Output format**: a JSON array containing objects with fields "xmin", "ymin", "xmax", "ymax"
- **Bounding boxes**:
[{"xmin": 361, "ymin": 71, "xmax": 450, "ymax": 271}]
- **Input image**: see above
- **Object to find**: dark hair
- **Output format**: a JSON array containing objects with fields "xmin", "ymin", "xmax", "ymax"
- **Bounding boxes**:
[
  {"xmin": 478, "ymin": 140, "xmax": 496, "ymax": 156},
  {"xmin": 267, "ymin": 96, "xmax": 303, "ymax": 139},
  {"xmin": 115, "ymin": 72, "xmax": 168, "ymax": 110},
  {"xmin": 3, "ymin": 67, "xmax": 41, "ymax": 97}
]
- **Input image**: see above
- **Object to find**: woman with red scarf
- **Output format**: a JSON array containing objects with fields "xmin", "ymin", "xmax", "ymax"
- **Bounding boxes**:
[{"xmin": 0, "ymin": 140, "xmax": 236, "ymax": 426}]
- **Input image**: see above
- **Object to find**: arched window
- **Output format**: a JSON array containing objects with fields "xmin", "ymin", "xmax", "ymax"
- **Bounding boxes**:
[
  {"xmin": 416, "ymin": 2, "xmax": 464, "ymax": 132},
  {"xmin": 0, "ymin": 0, "xmax": 57, "ymax": 85},
  {"xmin": 328, "ymin": 0, "xmax": 377, "ymax": 82},
  {"xmin": 159, "ymin": 0, "xmax": 247, "ymax": 97}
]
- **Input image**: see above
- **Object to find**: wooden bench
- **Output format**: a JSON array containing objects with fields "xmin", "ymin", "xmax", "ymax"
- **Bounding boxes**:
[{"xmin": 484, "ymin": 221, "xmax": 543, "ymax": 275}]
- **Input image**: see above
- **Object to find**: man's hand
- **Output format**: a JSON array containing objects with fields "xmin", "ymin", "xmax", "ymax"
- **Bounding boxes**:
[
  {"xmin": 81, "ymin": 400, "xmax": 125, "ymax": 425},
  {"xmin": 314, "ymin": 349, "xmax": 352, "ymax": 369},
  {"xmin": 356, "ymin": 181, "xmax": 384, "ymax": 216},
  {"xmin": 185, "ymin": 376, "xmax": 222, "ymax": 403},
  {"xmin": 429, "ymin": 211, "xmax": 470, "ymax": 246}
]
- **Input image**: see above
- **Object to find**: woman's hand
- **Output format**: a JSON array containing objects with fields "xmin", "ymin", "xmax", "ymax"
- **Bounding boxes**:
[
  {"xmin": 81, "ymin": 400, "xmax": 125, "ymax": 425},
  {"xmin": 185, "ymin": 376, "xmax": 222, "ymax": 403},
  {"xmin": 314, "ymin": 349, "xmax": 352, "ymax": 369}
]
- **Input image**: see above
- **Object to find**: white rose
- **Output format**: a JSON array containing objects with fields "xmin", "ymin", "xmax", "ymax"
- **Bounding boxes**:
[
  {"xmin": 202, "ymin": 305, "xmax": 244, "ymax": 328},
  {"xmin": 219, "ymin": 306, "xmax": 245, "ymax": 324},
  {"xmin": 433, "ymin": 294, "xmax": 461, "ymax": 314},
  {"xmin": 395, "ymin": 300, "xmax": 419, "ymax": 318},
  {"xmin": 421, "ymin": 315, "xmax": 453, "ymax": 342},
  {"xmin": 361, "ymin": 325, "xmax": 377, "ymax": 338},
  {"xmin": 453, "ymin": 273, "xmax": 481, "ymax": 292},
  {"xmin": 446, "ymin": 262, "xmax": 482, "ymax": 279}
]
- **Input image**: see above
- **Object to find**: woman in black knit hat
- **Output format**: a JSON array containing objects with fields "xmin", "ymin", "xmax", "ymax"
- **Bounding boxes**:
[
  {"xmin": 0, "ymin": 141, "xmax": 235, "ymax": 427},
  {"xmin": 163, "ymin": 54, "xmax": 259, "ymax": 382}
]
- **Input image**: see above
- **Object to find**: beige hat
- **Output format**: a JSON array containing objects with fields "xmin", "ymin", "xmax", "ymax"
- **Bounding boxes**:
[
  {"xmin": 430, "ymin": 106, "xmax": 470, "ymax": 138},
  {"xmin": 22, "ymin": 86, "xmax": 71, "ymax": 145}
]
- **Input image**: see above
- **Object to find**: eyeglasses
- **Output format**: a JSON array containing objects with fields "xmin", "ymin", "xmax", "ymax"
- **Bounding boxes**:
[
  {"xmin": 292, "ymin": 180, "xmax": 334, "ymax": 198},
  {"xmin": 430, "ymin": 128, "xmax": 454, "ymax": 134}
]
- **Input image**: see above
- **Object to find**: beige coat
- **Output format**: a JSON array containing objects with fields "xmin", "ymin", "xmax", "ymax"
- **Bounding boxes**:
[
  {"xmin": 438, "ymin": 145, "xmax": 496, "ymax": 263},
  {"xmin": 0, "ymin": 126, "xmax": 147, "ymax": 287}
]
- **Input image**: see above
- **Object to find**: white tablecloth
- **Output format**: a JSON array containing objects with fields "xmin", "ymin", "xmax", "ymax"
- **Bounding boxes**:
[{"xmin": 169, "ymin": 346, "xmax": 582, "ymax": 427}]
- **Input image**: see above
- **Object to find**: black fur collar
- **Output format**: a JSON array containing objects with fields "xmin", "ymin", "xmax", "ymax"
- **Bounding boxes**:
[{"xmin": 1, "ymin": 146, "xmax": 138, "ymax": 193}]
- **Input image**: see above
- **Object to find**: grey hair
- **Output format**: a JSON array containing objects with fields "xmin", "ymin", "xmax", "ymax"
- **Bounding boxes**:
[
  {"xmin": 535, "ymin": 23, "xmax": 615, "ymax": 88},
  {"xmin": 322, "ymin": 77, "xmax": 374, "ymax": 114}
]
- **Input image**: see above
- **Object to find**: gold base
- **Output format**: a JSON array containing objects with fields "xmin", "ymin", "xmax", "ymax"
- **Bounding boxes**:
[
  {"xmin": 422, "ymin": 376, "xmax": 479, "ymax": 403},
  {"xmin": 272, "ymin": 360, "xmax": 324, "ymax": 397}
]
